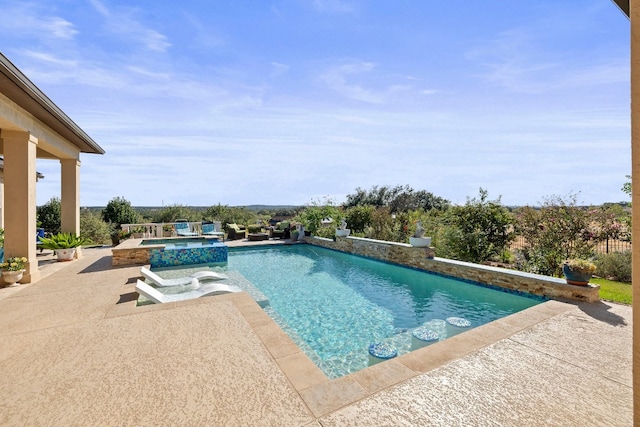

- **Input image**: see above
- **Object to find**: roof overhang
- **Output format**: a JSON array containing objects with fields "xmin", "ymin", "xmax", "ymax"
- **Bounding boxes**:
[
  {"xmin": 612, "ymin": 0, "xmax": 630, "ymax": 18},
  {"xmin": 0, "ymin": 52, "xmax": 105, "ymax": 155}
]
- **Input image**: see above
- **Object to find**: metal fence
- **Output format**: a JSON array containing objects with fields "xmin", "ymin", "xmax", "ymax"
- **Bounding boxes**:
[{"xmin": 511, "ymin": 236, "xmax": 632, "ymax": 255}]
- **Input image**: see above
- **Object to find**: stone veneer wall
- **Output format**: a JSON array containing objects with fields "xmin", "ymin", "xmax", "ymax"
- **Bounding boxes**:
[
  {"xmin": 303, "ymin": 236, "xmax": 599, "ymax": 303},
  {"xmin": 112, "ymin": 247, "xmax": 151, "ymax": 266}
]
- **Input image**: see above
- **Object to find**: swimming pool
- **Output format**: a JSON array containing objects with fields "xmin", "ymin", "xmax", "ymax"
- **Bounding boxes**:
[
  {"xmin": 140, "ymin": 237, "xmax": 228, "ymax": 267},
  {"xmin": 226, "ymin": 245, "xmax": 544, "ymax": 378}
]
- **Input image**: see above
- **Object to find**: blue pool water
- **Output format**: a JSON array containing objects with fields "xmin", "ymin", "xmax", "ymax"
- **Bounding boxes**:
[{"xmin": 226, "ymin": 245, "xmax": 543, "ymax": 378}]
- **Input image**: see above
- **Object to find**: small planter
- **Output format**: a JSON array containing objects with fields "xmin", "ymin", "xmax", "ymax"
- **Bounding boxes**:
[
  {"xmin": 409, "ymin": 237, "xmax": 432, "ymax": 247},
  {"xmin": 336, "ymin": 229, "xmax": 351, "ymax": 237},
  {"xmin": 56, "ymin": 248, "xmax": 77, "ymax": 262},
  {"xmin": 2, "ymin": 269, "xmax": 24, "ymax": 286},
  {"xmin": 563, "ymin": 264, "xmax": 593, "ymax": 286}
]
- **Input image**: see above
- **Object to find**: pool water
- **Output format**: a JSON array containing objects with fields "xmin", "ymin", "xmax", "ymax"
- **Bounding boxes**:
[
  {"xmin": 227, "ymin": 245, "xmax": 543, "ymax": 378},
  {"xmin": 140, "ymin": 237, "xmax": 221, "ymax": 249}
]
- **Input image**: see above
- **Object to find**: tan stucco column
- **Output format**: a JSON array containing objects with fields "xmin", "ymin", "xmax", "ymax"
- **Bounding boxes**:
[
  {"xmin": 0, "ymin": 175, "xmax": 4, "ymax": 229},
  {"xmin": 632, "ymin": 1, "xmax": 640, "ymax": 423},
  {"xmin": 0, "ymin": 130, "xmax": 40, "ymax": 283},
  {"xmin": 60, "ymin": 158, "xmax": 81, "ymax": 258}
]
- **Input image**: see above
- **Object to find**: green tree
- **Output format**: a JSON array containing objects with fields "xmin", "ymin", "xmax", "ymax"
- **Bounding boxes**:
[
  {"xmin": 443, "ymin": 189, "xmax": 514, "ymax": 264},
  {"xmin": 515, "ymin": 193, "xmax": 596, "ymax": 276},
  {"xmin": 152, "ymin": 204, "xmax": 199, "ymax": 223},
  {"xmin": 37, "ymin": 197, "xmax": 61, "ymax": 234},
  {"xmin": 203, "ymin": 204, "xmax": 257, "ymax": 229},
  {"xmin": 296, "ymin": 199, "xmax": 342, "ymax": 235},
  {"xmin": 80, "ymin": 210, "xmax": 111, "ymax": 245},
  {"xmin": 622, "ymin": 174, "xmax": 631, "ymax": 198},
  {"xmin": 344, "ymin": 205, "xmax": 375, "ymax": 234},
  {"xmin": 102, "ymin": 197, "xmax": 141, "ymax": 228},
  {"xmin": 344, "ymin": 185, "xmax": 449, "ymax": 213}
]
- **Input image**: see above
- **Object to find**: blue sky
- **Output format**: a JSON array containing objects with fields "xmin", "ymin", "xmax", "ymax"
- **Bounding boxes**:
[{"xmin": 1, "ymin": 0, "xmax": 631, "ymax": 207}]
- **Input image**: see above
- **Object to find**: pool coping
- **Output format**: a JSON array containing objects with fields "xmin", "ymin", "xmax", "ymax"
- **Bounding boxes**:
[{"xmin": 108, "ymin": 284, "xmax": 574, "ymax": 419}]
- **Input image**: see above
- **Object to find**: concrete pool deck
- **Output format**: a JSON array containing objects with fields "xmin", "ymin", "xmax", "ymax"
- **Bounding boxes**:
[{"xmin": 0, "ymin": 245, "xmax": 632, "ymax": 426}]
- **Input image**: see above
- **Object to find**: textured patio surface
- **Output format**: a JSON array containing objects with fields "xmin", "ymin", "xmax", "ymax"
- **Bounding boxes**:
[{"xmin": 0, "ymin": 245, "xmax": 632, "ymax": 426}]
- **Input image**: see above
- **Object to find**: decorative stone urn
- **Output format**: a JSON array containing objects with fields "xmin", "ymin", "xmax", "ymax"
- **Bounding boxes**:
[
  {"xmin": 410, "ymin": 220, "xmax": 431, "ymax": 247},
  {"xmin": 2, "ymin": 269, "xmax": 24, "ymax": 286},
  {"xmin": 409, "ymin": 237, "xmax": 432, "ymax": 247},
  {"xmin": 336, "ymin": 219, "xmax": 351, "ymax": 237}
]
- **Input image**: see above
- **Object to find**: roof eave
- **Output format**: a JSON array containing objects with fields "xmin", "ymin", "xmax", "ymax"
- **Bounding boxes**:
[
  {"xmin": 612, "ymin": 0, "xmax": 630, "ymax": 18},
  {"xmin": 0, "ymin": 52, "xmax": 105, "ymax": 155}
]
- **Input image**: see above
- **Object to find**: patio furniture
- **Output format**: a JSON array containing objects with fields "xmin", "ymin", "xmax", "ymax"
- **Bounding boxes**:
[
  {"xmin": 175, "ymin": 222, "xmax": 198, "ymax": 236},
  {"xmin": 36, "ymin": 228, "xmax": 45, "ymax": 252},
  {"xmin": 271, "ymin": 221, "xmax": 290, "ymax": 239},
  {"xmin": 227, "ymin": 223, "xmax": 247, "ymax": 240},
  {"xmin": 135, "ymin": 279, "xmax": 241, "ymax": 304},
  {"xmin": 248, "ymin": 233, "xmax": 269, "ymax": 241},
  {"xmin": 140, "ymin": 266, "xmax": 227, "ymax": 287},
  {"xmin": 202, "ymin": 222, "xmax": 225, "ymax": 240}
]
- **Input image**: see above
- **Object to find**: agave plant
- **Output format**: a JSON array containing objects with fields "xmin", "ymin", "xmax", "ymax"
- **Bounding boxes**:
[{"xmin": 38, "ymin": 232, "xmax": 88, "ymax": 250}]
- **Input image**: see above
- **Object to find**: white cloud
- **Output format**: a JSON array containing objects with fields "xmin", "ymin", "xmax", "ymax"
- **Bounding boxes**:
[
  {"xmin": 88, "ymin": 0, "xmax": 171, "ymax": 53},
  {"xmin": 0, "ymin": 1, "xmax": 77, "ymax": 41},
  {"xmin": 320, "ymin": 61, "xmax": 384, "ymax": 103}
]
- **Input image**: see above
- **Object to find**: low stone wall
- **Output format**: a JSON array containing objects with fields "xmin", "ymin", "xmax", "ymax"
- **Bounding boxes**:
[
  {"xmin": 112, "ymin": 237, "xmax": 155, "ymax": 266},
  {"xmin": 303, "ymin": 236, "xmax": 599, "ymax": 303}
]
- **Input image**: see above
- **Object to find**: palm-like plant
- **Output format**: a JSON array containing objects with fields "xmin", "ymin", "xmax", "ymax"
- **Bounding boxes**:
[{"xmin": 38, "ymin": 232, "xmax": 88, "ymax": 249}]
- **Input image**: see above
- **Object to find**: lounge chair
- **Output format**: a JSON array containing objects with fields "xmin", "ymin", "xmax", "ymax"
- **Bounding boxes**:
[
  {"xmin": 175, "ymin": 222, "xmax": 198, "ymax": 236},
  {"xmin": 36, "ymin": 228, "xmax": 46, "ymax": 252},
  {"xmin": 271, "ymin": 221, "xmax": 290, "ymax": 239},
  {"xmin": 140, "ymin": 266, "xmax": 227, "ymax": 287},
  {"xmin": 135, "ymin": 279, "xmax": 241, "ymax": 304},
  {"xmin": 226, "ymin": 223, "xmax": 246, "ymax": 240},
  {"xmin": 202, "ymin": 222, "xmax": 225, "ymax": 240}
]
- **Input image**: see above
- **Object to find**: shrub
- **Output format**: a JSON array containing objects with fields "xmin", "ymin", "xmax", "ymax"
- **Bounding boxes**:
[
  {"xmin": 515, "ymin": 193, "xmax": 596, "ymax": 276},
  {"xmin": 80, "ymin": 210, "xmax": 112, "ymax": 245},
  {"xmin": 247, "ymin": 224, "xmax": 262, "ymax": 233},
  {"xmin": 443, "ymin": 189, "xmax": 514, "ymax": 264},
  {"xmin": 594, "ymin": 251, "xmax": 632, "ymax": 283},
  {"xmin": 344, "ymin": 205, "xmax": 374, "ymax": 234}
]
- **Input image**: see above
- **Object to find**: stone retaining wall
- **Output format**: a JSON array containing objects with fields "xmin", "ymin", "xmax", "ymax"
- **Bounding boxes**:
[{"xmin": 303, "ymin": 236, "xmax": 599, "ymax": 302}]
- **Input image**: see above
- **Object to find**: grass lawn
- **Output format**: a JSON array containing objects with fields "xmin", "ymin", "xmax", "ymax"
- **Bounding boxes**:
[{"xmin": 591, "ymin": 278, "xmax": 632, "ymax": 305}]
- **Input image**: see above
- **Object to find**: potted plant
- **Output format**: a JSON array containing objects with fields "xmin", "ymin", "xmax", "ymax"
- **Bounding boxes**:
[
  {"xmin": 38, "ymin": 232, "xmax": 88, "ymax": 262},
  {"xmin": 1, "ymin": 256, "xmax": 28, "ymax": 286},
  {"xmin": 131, "ymin": 226, "xmax": 145, "ymax": 239},
  {"xmin": 291, "ymin": 227, "xmax": 300, "ymax": 241},
  {"xmin": 562, "ymin": 259, "xmax": 597, "ymax": 286}
]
